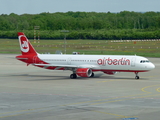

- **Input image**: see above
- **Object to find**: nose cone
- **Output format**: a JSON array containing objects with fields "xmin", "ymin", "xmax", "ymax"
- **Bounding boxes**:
[{"xmin": 149, "ymin": 63, "xmax": 155, "ymax": 70}]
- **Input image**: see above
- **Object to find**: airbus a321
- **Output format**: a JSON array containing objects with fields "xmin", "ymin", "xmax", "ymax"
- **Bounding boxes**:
[{"xmin": 16, "ymin": 32, "xmax": 155, "ymax": 79}]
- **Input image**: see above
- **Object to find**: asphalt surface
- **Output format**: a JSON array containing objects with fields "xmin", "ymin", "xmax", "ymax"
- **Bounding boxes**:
[{"xmin": 0, "ymin": 54, "xmax": 160, "ymax": 120}]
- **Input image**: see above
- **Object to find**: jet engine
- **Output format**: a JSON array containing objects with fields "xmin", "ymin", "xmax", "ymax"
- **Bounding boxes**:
[
  {"xmin": 104, "ymin": 71, "xmax": 117, "ymax": 75},
  {"xmin": 76, "ymin": 68, "xmax": 92, "ymax": 77}
]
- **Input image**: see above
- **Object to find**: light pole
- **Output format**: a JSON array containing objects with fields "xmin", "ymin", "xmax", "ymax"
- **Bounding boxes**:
[
  {"xmin": 61, "ymin": 30, "xmax": 69, "ymax": 54},
  {"xmin": 34, "ymin": 26, "xmax": 40, "ymax": 43}
]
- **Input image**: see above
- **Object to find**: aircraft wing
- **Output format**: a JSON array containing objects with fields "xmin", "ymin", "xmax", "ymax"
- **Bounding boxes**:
[{"xmin": 34, "ymin": 64, "xmax": 98, "ymax": 69}]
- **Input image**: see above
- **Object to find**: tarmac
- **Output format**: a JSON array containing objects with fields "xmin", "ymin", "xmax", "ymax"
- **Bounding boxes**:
[{"xmin": 0, "ymin": 54, "xmax": 160, "ymax": 120}]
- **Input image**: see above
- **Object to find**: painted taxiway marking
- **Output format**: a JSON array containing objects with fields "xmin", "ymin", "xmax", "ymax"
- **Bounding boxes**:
[
  {"xmin": 90, "ymin": 84, "xmax": 160, "ymax": 106},
  {"xmin": 157, "ymin": 88, "xmax": 160, "ymax": 92},
  {"xmin": 61, "ymin": 84, "xmax": 160, "ymax": 107},
  {"xmin": 61, "ymin": 93, "xmax": 149, "ymax": 106},
  {"xmin": 90, "ymin": 93, "xmax": 160, "ymax": 105},
  {"xmin": 1, "ymin": 92, "xmax": 159, "ymax": 119},
  {"xmin": 1, "ymin": 93, "xmax": 148, "ymax": 119},
  {"xmin": 141, "ymin": 84, "xmax": 160, "ymax": 93},
  {"xmin": 1, "ymin": 85, "xmax": 160, "ymax": 119},
  {"xmin": 62, "ymin": 85, "xmax": 160, "ymax": 106}
]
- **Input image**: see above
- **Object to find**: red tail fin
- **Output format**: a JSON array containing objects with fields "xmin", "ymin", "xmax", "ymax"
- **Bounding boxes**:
[{"xmin": 18, "ymin": 32, "xmax": 37, "ymax": 55}]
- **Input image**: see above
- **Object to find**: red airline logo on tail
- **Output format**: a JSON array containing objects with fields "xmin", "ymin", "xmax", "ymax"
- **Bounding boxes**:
[{"xmin": 19, "ymin": 35, "xmax": 29, "ymax": 53}]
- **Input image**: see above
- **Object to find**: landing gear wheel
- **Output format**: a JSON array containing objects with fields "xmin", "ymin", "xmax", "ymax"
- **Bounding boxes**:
[
  {"xmin": 135, "ymin": 76, "xmax": 139, "ymax": 79},
  {"xmin": 70, "ymin": 74, "xmax": 77, "ymax": 79},
  {"xmin": 135, "ymin": 72, "xmax": 140, "ymax": 79},
  {"xmin": 90, "ymin": 72, "xmax": 94, "ymax": 77}
]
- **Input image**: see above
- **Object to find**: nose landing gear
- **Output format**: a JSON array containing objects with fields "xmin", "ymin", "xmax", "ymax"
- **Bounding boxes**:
[{"xmin": 135, "ymin": 72, "xmax": 139, "ymax": 79}]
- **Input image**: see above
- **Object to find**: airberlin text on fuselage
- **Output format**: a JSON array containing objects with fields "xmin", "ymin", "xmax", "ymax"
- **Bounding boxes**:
[{"xmin": 97, "ymin": 57, "xmax": 130, "ymax": 66}]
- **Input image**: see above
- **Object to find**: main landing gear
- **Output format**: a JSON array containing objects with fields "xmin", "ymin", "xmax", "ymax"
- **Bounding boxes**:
[
  {"xmin": 70, "ymin": 74, "xmax": 77, "ymax": 79},
  {"xmin": 135, "ymin": 72, "xmax": 140, "ymax": 79}
]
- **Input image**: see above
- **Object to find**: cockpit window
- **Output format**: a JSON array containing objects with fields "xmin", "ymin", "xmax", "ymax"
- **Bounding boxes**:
[{"xmin": 140, "ymin": 60, "xmax": 150, "ymax": 63}]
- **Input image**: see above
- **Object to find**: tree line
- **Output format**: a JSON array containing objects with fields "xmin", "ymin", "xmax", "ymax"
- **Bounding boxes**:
[{"xmin": 0, "ymin": 11, "xmax": 160, "ymax": 39}]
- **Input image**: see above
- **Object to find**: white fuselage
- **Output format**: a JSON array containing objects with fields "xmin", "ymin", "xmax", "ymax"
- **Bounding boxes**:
[{"xmin": 37, "ymin": 54, "xmax": 155, "ymax": 72}]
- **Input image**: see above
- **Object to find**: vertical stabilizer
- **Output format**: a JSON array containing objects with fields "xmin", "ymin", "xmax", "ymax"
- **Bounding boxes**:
[{"xmin": 18, "ymin": 32, "xmax": 37, "ymax": 55}]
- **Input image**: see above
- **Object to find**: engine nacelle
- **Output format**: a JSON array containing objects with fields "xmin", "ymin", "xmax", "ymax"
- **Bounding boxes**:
[
  {"xmin": 76, "ymin": 68, "xmax": 92, "ymax": 77},
  {"xmin": 104, "ymin": 71, "xmax": 117, "ymax": 75}
]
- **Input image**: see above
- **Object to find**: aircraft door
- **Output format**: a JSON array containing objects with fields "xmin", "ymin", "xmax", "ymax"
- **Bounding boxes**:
[
  {"xmin": 67, "ymin": 58, "xmax": 71, "ymax": 65},
  {"xmin": 131, "ymin": 57, "xmax": 136, "ymax": 67}
]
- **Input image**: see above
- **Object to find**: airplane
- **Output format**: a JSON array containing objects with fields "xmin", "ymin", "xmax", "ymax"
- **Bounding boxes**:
[{"xmin": 16, "ymin": 32, "xmax": 155, "ymax": 79}]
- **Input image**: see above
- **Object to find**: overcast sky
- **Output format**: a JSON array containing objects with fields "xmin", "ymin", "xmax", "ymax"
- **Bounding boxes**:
[{"xmin": 0, "ymin": 0, "xmax": 160, "ymax": 15}]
